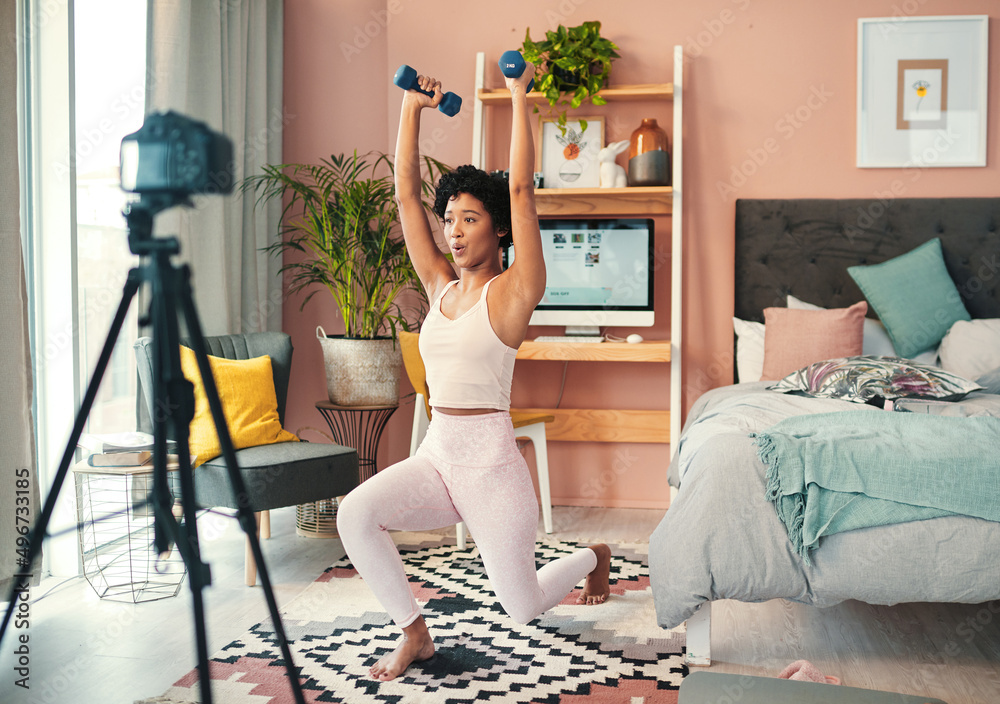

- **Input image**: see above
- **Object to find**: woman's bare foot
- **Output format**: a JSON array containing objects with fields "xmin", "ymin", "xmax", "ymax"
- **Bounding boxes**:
[
  {"xmin": 578, "ymin": 544, "xmax": 612, "ymax": 605},
  {"xmin": 369, "ymin": 616, "xmax": 435, "ymax": 681}
]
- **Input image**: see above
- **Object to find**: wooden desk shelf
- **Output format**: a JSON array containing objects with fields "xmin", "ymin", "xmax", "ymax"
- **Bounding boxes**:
[
  {"xmin": 534, "ymin": 187, "xmax": 672, "ymax": 217},
  {"xmin": 517, "ymin": 340, "xmax": 670, "ymax": 362},
  {"xmin": 516, "ymin": 341, "xmax": 670, "ymax": 444}
]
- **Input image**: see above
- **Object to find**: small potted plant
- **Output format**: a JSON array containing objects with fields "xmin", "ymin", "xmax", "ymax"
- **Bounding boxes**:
[
  {"xmin": 243, "ymin": 151, "xmax": 449, "ymax": 406},
  {"xmin": 521, "ymin": 20, "xmax": 621, "ymax": 132}
]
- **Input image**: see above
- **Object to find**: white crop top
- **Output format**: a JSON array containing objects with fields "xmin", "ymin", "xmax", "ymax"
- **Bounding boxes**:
[{"xmin": 419, "ymin": 276, "xmax": 517, "ymax": 411}]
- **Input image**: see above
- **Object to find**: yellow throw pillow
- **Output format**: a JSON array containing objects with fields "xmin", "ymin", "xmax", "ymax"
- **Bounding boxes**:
[{"xmin": 179, "ymin": 346, "xmax": 298, "ymax": 467}]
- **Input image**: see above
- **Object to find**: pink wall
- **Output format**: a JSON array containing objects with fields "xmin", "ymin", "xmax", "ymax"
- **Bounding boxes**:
[{"xmin": 283, "ymin": 1, "xmax": 1000, "ymax": 509}]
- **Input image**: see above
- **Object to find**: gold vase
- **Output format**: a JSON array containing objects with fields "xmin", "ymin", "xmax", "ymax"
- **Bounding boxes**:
[{"xmin": 627, "ymin": 118, "xmax": 670, "ymax": 187}]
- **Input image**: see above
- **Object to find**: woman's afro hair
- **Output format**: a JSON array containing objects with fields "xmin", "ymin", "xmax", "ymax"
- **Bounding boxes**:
[{"xmin": 433, "ymin": 165, "xmax": 513, "ymax": 249}]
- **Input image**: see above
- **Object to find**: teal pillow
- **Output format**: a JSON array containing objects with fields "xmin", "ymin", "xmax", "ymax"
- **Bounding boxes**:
[{"xmin": 847, "ymin": 238, "xmax": 970, "ymax": 358}]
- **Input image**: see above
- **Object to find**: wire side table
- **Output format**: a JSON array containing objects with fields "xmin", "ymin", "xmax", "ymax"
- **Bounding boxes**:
[
  {"xmin": 298, "ymin": 402, "xmax": 398, "ymax": 538},
  {"xmin": 72, "ymin": 460, "xmax": 187, "ymax": 602},
  {"xmin": 314, "ymin": 401, "xmax": 398, "ymax": 481}
]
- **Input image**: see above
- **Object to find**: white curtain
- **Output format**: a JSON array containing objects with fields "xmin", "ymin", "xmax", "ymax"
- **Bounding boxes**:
[
  {"xmin": 1, "ymin": 0, "xmax": 40, "ymax": 592},
  {"xmin": 145, "ymin": 0, "xmax": 285, "ymax": 335}
]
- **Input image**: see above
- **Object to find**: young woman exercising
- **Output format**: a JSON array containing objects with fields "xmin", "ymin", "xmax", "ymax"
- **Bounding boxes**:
[{"xmin": 335, "ymin": 60, "xmax": 612, "ymax": 682}]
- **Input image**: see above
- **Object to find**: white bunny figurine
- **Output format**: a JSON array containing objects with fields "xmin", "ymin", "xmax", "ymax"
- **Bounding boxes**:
[{"xmin": 598, "ymin": 140, "xmax": 630, "ymax": 188}]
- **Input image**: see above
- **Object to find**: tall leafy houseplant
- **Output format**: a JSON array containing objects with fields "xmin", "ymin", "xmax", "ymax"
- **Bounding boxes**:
[
  {"xmin": 246, "ymin": 152, "xmax": 447, "ymax": 338},
  {"xmin": 521, "ymin": 21, "xmax": 621, "ymax": 132},
  {"xmin": 243, "ymin": 151, "xmax": 449, "ymax": 405}
]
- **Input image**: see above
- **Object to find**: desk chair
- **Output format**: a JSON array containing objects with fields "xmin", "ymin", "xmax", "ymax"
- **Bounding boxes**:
[
  {"xmin": 399, "ymin": 331, "xmax": 554, "ymax": 549},
  {"xmin": 134, "ymin": 332, "xmax": 360, "ymax": 585}
]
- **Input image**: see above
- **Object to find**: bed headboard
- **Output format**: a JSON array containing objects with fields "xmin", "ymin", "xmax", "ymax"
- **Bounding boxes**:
[{"xmin": 734, "ymin": 198, "xmax": 1000, "ymax": 323}]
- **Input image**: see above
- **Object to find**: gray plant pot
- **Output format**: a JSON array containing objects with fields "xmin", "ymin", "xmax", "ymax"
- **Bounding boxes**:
[{"xmin": 316, "ymin": 326, "xmax": 401, "ymax": 406}]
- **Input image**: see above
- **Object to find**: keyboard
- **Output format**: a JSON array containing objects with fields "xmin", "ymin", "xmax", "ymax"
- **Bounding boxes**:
[{"xmin": 533, "ymin": 336, "xmax": 605, "ymax": 343}]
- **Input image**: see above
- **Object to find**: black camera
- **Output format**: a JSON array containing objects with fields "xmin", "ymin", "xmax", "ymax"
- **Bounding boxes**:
[{"xmin": 120, "ymin": 110, "xmax": 234, "ymax": 196}]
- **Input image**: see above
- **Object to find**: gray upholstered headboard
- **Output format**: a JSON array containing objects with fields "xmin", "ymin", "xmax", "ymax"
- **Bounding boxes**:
[{"xmin": 734, "ymin": 198, "xmax": 1000, "ymax": 323}]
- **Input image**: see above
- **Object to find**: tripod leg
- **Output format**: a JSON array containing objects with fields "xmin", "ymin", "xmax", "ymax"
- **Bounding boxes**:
[
  {"xmin": 175, "ymin": 266, "xmax": 307, "ymax": 704},
  {"xmin": 0, "ymin": 270, "xmax": 142, "ymax": 643},
  {"xmin": 147, "ymin": 253, "xmax": 216, "ymax": 704}
]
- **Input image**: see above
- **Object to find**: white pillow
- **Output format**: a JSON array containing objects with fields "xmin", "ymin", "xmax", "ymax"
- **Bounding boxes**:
[
  {"xmin": 787, "ymin": 294, "xmax": 939, "ymax": 366},
  {"xmin": 733, "ymin": 317, "xmax": 765, "ymax": 382},
  {"xmin": 938, "ymin": 319, "xmax": 1000, "ymax": 379}
]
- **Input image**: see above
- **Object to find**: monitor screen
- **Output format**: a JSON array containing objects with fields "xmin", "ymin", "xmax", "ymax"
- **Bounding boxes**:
[{"xmin": 505, "ymin": 218, "xmax": 655, "ymax": 332}]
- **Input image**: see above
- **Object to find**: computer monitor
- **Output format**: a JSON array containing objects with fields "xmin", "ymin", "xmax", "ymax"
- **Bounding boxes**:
[{"xmin": 504, "ymin": 218, "xmax": 655, "ymax": 335}]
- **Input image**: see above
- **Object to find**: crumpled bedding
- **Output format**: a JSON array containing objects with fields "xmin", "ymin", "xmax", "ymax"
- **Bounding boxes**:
[{"xmin": 649, "ymin": 382, "xmax": 1000, "ymax": 629}]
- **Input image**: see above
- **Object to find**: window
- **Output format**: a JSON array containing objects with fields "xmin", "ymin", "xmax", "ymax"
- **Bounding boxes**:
[
  {"xmin": 23, "ymin": 0, "xmax": 148, "ymax": 577},
  {"xmin": 74, "ymin": 0, "xmax": 147, "ymax": 434}
]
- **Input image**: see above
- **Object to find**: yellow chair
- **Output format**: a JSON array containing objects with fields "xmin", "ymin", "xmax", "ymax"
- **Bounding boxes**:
[{"xmin": 399, "ymin": 331, "xmax": 554, "ymax": 549}]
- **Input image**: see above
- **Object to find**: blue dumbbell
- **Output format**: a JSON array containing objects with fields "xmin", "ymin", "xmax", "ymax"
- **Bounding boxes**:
[
  {"xmin": 498, "ymin": 50, "xmax": 534, "ymax": 93},
  {"xmin": 392, "ymin": 65, "xmax": 462, "ymax": 117}
]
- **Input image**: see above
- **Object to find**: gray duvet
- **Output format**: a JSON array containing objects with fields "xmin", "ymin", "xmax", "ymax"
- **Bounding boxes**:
[{"xmin": 649, "ymin": 382, "xmax": 1000, "ymax": 630}]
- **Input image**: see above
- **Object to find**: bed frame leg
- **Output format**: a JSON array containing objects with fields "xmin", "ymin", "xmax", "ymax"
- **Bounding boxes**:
[{"xmin": 685, "ymin": 602, "xmax": 711, "ymax": 667}]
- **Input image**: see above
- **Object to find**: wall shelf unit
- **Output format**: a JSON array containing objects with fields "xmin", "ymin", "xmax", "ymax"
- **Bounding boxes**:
[{"xmin": 471, "ymin": 48, "xmax": 683, "ymax": 452}]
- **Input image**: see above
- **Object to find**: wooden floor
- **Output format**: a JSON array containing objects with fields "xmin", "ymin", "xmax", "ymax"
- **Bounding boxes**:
[{"xmin": 1, "ymin": 505, "xmax": 997, "ymax": 703}]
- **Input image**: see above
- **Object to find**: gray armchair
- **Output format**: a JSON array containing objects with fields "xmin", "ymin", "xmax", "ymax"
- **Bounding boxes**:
[{"xmin": 134, "ymin": 332, "xmax": 359, "ymax": 585}]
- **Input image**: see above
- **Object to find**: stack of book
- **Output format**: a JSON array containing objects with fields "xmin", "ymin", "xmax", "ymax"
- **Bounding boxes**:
[{"xmin": 79, "ymin": 432, "xmax": 178, "ymax": 469}]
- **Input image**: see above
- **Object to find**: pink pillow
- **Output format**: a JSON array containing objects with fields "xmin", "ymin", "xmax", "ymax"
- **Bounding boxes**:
[{"xmin": 761, "ymin": 301, "xmax": 867, "ymax": 380}]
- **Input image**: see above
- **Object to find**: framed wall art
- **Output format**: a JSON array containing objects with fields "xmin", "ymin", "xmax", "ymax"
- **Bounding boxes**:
[
  {"xmin": 539, "ymin": 117, "xmax": 604, "ymax": 188},
  {"xmin": 857, "ymin": 15, "xmax": 988, "ymax": 168}
]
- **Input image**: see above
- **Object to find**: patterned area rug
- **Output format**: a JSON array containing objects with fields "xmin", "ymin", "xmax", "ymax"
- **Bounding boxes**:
[{"xmin": 140, "ymin": 533, "xmax": 686, "ymax": 703}]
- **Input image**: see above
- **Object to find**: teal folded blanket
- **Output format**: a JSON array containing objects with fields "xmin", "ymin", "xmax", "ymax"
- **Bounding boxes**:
[{"xmin": 751, "ymin": 411, "xmax": 1000, "ymax": 563}]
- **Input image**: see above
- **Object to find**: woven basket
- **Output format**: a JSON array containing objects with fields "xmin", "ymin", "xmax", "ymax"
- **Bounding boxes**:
[
  {"xmin": 316, "ymin": 326, "xmax": 402, "ymax": 406},
  {"xmin": 296, "ymin": 498, "xmax": 339, "ymax": 538}
]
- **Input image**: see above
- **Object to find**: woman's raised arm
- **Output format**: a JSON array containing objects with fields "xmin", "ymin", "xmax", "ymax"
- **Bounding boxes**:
[
  {"xmin": 502, "ymin": 62, "xmax": 545, "ymax": 309},
  {"xmin": 394, "ymin": 76, "xmax": 453, "ymax": 297}
]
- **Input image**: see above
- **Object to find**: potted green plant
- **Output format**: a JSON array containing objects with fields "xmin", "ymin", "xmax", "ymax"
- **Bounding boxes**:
[
  {"xmin": 521, "ymin": 20, "xmax": 621, "ymax": 132},
  {"xmin": 242, "ymin": 151, "xmax": 449, "ymax": 406}
]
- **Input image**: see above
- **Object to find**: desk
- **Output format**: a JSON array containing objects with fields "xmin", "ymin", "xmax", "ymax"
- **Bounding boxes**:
[
  {"xmin": 314, "ymin": 402, "xmax": 398, "ymax": 482},
  {"xmin": 515, "ymin": 340, "xmax": 671, "ymax": 444}
]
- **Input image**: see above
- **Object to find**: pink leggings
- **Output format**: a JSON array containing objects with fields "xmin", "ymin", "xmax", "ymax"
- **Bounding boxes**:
[{"xmin": 336, "ymin": 411, "xmax": 597, "ymax": 627}]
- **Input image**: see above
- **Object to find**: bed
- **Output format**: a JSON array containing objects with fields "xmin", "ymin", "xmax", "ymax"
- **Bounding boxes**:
[{"xmin": 649, "ymin": 198, "xmax": 1000, "ymax": 666}]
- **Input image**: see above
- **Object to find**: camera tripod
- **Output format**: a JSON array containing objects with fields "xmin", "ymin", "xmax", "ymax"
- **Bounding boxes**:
[{"xmin": 0, "ymin": 194, "xmax": 307, "ymax": 704}]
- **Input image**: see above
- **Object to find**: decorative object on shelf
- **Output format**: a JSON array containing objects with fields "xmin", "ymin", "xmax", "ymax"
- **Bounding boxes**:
[
  {"xmin": 598, "ymin": 139, "xmax": 629, "ymax": 188},
  {"xmin": 628, "ymin": 118, "xmax": 670, "ymax": 187},
  {"xmin": 242, "ymin": 152, "xmax": 449, "ymax": 405},
  {"xmin": 520, "ymin": 21, "xmax": 620, "ymax": 133},
  {"xmin": 539, "ymin": 116, "xmax": 604, "ymax": 189},
  {"xmin": 857, "ymin": 15, "xmax": 987, "ymax": 168}
]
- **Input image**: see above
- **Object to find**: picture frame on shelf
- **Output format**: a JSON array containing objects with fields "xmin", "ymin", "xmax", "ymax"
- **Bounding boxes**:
[
  {"xmin": 857, "ymin": 15, "xmax": 988, "ymax": 168},
  {"xmin": 538, "ymin": 117, "xmax": 604, "ymax": 188}
]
